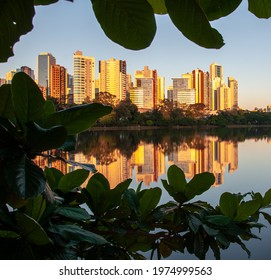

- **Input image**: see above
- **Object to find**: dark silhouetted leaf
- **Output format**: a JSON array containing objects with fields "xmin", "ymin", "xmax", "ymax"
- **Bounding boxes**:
[
  {"xmin": 147, "ymin": 0, "xmax": 167, "ymax": 14},
  {"xmin": 139, "ymin": 187, "xmax": 162, "ymax": 219},
  {"xmin": 44, "ymin": 167, "xmax": 64, "ymax": 191},
  {"xmin": 248, "ymin": 0, "xmax": 271, "ymax": 18},
  {"xmin": 11, "ymin": 72, "xmax": 45, "ymax": 126},
  {"xmin": 15, "ymin": 212, "xmax": 52, "ymax": 245},
  {"xmin": 43, "ymin": 103, "xmax": 112, "ymax": 135},
  {"xmin": 48, "ymin": 224, "xmax": 107, "ymax": 245},
  {"xmin": 5, "ymin": 153, "xmax": 46, "ymax": 199},
  {"xmin": 234, "ymin": 199, "xmax": 261, "ymax": 221},
  {"xmin": 165, "ymin": 0, "xmax": 224, "ymax": 48},
  {"xmin": 185, "ymin": 172, "xmax": 215, "ymax": 200},
  {"xmin": 0, "ymin": 0, "xmax": 34, "ymax": 62},
  {"xmin": 0, "ymin": 85, "xmax": 15, "ymax": 119},
  {"xmin": 92, "ymin": 0, "xmax": 156, "ymax": 50},
  {"xmin": 198, "ymin": 0, "xmax": 242, "ymax": 21},
  {"xmin": 219, "ymin": 192, "xmax": 239, "ymax": 219},
  {"xmin": 58, "ymin": 169, "xmax": 90, "ymax": 192},
  {"xmin": 54, "ymin": 206, "xmax": 91, "ymax": 221},
  {"xmin": 26, "ymin": 122, "xmax": 67, "ymax": 152},
  {"xmin": 167, "ymin": 164, "xmax": 186, "ymax": 192}
]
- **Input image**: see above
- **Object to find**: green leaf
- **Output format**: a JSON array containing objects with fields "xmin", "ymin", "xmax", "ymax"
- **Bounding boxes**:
[
  {"xmin": 43, "ymin": 103, "xmax": 112, "ymax": 135},
  {"xmin": 114, "ymin": 178, "xmax": 132, "ymax": 194},
  {"xmin": 234, "ymin": 199, "xmax": 262, "ymax": 221},
  {"xmin": 26, "ymin": 122, "xmax": 67, "ymax": 152},
  {"xmin": 54, "ymin": 206, "xmax": 91, "ymax": 221},
  {"xmin": 48, "ymin": 224, "xmax": 107, "ymax": 245},
  {"xmin": 147, "ymin": 0, "xmax": 167, "ymax": 14},
  {"xmin": 4, "ymin": 153, "xmax": 46, "ymax": 199},
  {"xmin": 185, "ymin": 172, "xmax": 215, "ymax": 200},
  {"xmin": 261, "ymin": 212, "xmax": 271, "ymax": 225},
  {"xmin": 167, "ymin": 164, "xmax": 186, "ymax": 192},
  {"xmin": 202, "ymin": 224, "xmax": 219, "ymax": 236},
  {"xmin": 248, "ymin": 0, "xmax": 271, "ymax": 18},
  {"xmin": 24, "ymin": 194, "xmax": 46, "ymax": 221},
  {"xmin": 139, "ymin": 187, "xmax": 162, "ymax": 219},
  {"xmin": 91, "ymin": 0, "xmax": 157, "ymax": 50},
  {"xmin": 58, "ymin": 135, "xmax": 77, "ymax": 151},
  {"xmin": 43, "ymin": 100, "xmax": 56, "ymax": 118},
  {"xmin": 165, "ymin": 0, "xmax": 224, "ymax": 48},
  {"xmin": 15, "ymin": 212, "xmax": 52, "ymax": 245},
  {"xmin": 123, "ymin": 189, "xmax": 140, "ymax": 216},
  {"xmin": 263, "ymin": 188, "xmax": 271, "ymax": 207},
  {"xmin": 219, "ymin": 192, "xmax": 239, "ymax": 219},
  {"xmin": 0, "ymin": 85, "xmax": 15, "ymax": 119},
  {"xmin": 0, "ymin": 230, "xmax": 20, "ymax": 238},
  {"xmin": 58, "ymin": 169, "xmax": 90, "ymax": 192},
  {"xmin": 187, "ymin": 214, "xmax": 202, "ymax": 233},
  {"xmin": 88, "ymin": 172, "xmax": 110, "ymax": 191},
  {"xmin": 44, "ymin": 167, "xmax": 64, "ymax": 191},
  {"xmin": 11, "ymin": 72, "xmax": 45, "ymax": 127},
  {"xmin": 198, "ymin": 0, "xmax": 242, "ymax": 21},
  {"xmin": 0, "ymin": 0, "xmax": 35, "ymax": 62},
  {"xmin": 205, "ymin": 215, "xmax": 231, "ymax": 226}
]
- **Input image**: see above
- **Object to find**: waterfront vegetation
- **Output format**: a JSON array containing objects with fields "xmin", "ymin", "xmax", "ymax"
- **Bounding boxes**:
[
  {"xmin": 92, "ymin": 98, "xmax": 271, "ymax": 127},
  {"xmin": 1, "ymin": 0, "xmax": 271, "ymax": 260}
]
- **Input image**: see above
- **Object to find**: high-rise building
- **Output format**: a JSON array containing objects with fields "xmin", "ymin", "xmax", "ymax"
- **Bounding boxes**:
[
  {"xmin": 73, "ymin": 50, "xmax": 95, "ymax": 104},
  {"xmin": 5, "ymin": 70, "xmax": 16, "ymax": 84},
  {"xmin": 50, "ymin": 64, "xmax": 68, "ymax": 104},
  {"xmin": 135, "ymin": 66, "xmax": 158, "ymax": 109},
  {"xmin": 37, "ymin": 52, "xmax": 56, "ymax": 96},
  {"xmin": 99, "ymin": 58, "xmax": 127, "ymax": 101},
  {"xmin": 210, "ymin": 63, "xmax": 224, "ymax": 110},
  {"xmin": 191, "ymin": 68, "xmax": 209, "ymax": 106},
  {"xmin": 16, "ymin": 66, "xmax": 35, "ymax": 81},
  {"xmin": 129, "ymin": 87, "xmax": 144, "ymax": 109},
  {"xmin": 228, "ymin": 77, "xmax": 238, "ymax": 109}
]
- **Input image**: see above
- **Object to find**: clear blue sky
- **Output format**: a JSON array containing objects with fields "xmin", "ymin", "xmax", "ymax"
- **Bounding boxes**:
[{"xmin": 1, "ymin": 0, "xmax": 271, "ymax": 109}]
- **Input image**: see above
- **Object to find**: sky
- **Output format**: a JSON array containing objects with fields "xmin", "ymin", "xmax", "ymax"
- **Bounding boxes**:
[{"xmin": 1, "ymin": 0, "xmax": 271, "ymax": 109}]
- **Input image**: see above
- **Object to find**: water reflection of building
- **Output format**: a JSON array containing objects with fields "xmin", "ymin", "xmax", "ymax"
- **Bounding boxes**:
[
  {"xmin": 34, "ymin": 136, "xmax": 238, "ymax": 189},
  {"xmin": 168, "ymin": 137, "xmax": 238, "ymax": 186},
  {"xmin": 130, "ymin": 142, "xmax": 166, "ymax": 186}
]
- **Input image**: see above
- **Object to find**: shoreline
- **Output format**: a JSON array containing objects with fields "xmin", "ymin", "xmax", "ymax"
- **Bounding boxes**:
[{"xmin": 90, "ymin": 124, "xmax": 271, "ymax": 131}]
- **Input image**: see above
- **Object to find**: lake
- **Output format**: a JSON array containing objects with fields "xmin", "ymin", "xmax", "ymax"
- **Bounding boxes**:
[{"xmin": 38, "ymin": 127, "xmax": 271, "ymax": 259}]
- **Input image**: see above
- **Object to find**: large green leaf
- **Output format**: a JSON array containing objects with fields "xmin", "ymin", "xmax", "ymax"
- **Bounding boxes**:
[
  {"xmin": 198, "ymin": 0, "xmax": 242, "ymax": 21},
  {"xmin": 26, "ymin": 122, "xmax": 67, "ymax": 152},
  {"xmin": 43, "ymin": 103, "xmax": 112, "ymax": 135},
  {"xmin": 54, "ymin": 206, "xmax": 91, "ymax": 221},
  {"xmin": 11, "ymin": 72, "xmax": 45, "ymax": 127},
  {"xmin": 165, "ymin": 0, "xmax": 224, "ymax": 48},
  {"xmin": 234, "ymin": 199, "xmax": 262, "ymax": 221},
  {"xmin": 0, "ymin": 0, "xmax": 35, "ymax": 62},
  {"xmin": 4, "ymin": 153, "xmax": 46, "ymax": 199},
  {"xmin": 44, "ymin": 167, "xmax": 64, "ymax": 191},
  {"xmin": 139, "ymin": 187, "xmax": 162, "ymax": 219},
  {"xmin": 48, "ymin": 224, "xmax": 108, "ymax": 245},
  {"xmin": 167, "ymin": 164, "xmax": 186, "ymax": 192},
  {"xmin": 57, "ymin": 169, "xmax": 90, "ymax": 193},
  {"xmin": 184, "ymin": 172, "xmax": 215, "ymax": 200},
  {"xmin": 23, "ymin": 194, "xmax": 46, "ymax": 221},
  {"xmin": 91, "ymin": 0, "xmax": 157, "ymax": 50},
  {"xmin": 263, "ymin": 188, "xmax": 271, "ymax": 207},
  {"xmin": 0, "ymin": 85, "xmax": 15, "ymax": 119},
  {"xmin": 15, "ymin": 212, "xmax": 52, "ymax": 245},
  {"xmin": 219, "ymin": 192, "xmax": 239, "ymax": 219},
  {"xmin": 147, "ymin": 0, "xmax": 167, "ymax": 14},
  {"xmin": 248, "ymin": 0, "xmax": 271, "ymax": 18}
]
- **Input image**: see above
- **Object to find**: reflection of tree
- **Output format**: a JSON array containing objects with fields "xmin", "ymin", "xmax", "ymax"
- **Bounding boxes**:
[{"xmin": 76, "ymin": 127, "xmax": 269, "ymax": 163}]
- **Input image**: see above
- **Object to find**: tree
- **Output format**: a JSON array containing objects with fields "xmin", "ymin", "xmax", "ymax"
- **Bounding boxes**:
[{"xmin": 1, "ymin": 0, "xmax": 271, "ymax": 62}]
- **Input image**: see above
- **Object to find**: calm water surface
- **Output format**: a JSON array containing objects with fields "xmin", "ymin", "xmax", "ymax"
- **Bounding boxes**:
[{"xmin": 41, "ymin": 127, "xmax": 271, "ymax": 259}]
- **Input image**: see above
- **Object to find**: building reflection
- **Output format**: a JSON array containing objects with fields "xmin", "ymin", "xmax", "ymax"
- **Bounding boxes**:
[{"xmin": 34, "ymin": 135, "xmax": 238, "ymax": 188}]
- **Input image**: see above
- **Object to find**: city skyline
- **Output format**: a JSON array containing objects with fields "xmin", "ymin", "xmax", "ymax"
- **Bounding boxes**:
[{"xmin": 1, "ymin": 1, "xmax": 271, "ymax": 109}]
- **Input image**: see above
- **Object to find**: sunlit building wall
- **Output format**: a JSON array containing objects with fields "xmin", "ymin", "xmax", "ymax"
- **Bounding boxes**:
[
  {"xmin": 51, "ymin": 64, "xmax": 68, "ymax": 104},
  {"xmin": 157, "ymin": 76, "xmax": 165, "ymax": 103},
  {"xmin": 210, "ymin": 63, "xmax": 224, "ymax": 111},
  {"xmin": 228, "ymin": 77, "xmax": 238, "ymax": 109},
  {"xmin": 17, "ymin": 66, "xmax": 35, "ymax": 81},
  {"xmin": 99, "ymin": 58, "xmax": 127, "ymax": 101},
  {"xmin": 5, "ymin": 70, "xmax": 16, "ymax": 84},
  {"xmin": 73, "ymin": 50, "xmax": 95, "ymax": 104},
  {"xmin": 129, "ymin": 87, "xmax": 144, "ymax": 109},
  {"xmin": 135, "ymin": 66, "xmax": 158, "ymax": 108}
]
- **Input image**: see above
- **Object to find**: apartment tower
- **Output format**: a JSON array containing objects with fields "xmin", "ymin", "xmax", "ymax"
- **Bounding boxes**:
[{"xmin": 73, "ymin": 50, "xmax": 95, "ymax": 104}]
